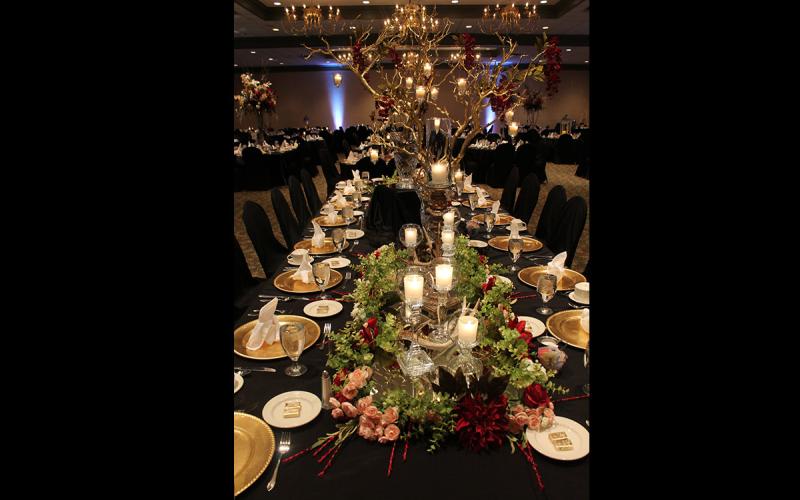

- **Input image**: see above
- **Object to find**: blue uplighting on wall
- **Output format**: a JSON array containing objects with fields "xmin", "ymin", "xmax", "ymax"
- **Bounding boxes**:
[{"xmin": 328, "ymin": 72, "xmax": 344, "ymax": 130}]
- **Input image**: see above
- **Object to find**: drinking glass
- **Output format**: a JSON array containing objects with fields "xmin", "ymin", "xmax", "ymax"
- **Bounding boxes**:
[
  {"xmin": 582, "ymin": 339, "xmax": 590, "ymax": 395},
  {"xmin": 352, "ymin": 189, "xmax": 362, "ymax": 209},
  {"xmin": 312, "ymin": 262, "xmax": 331, "ymax": 299},
  {"xmin": 467, "ymin": 193, "xmax": 478, "ymax": 216},
  {"xmin": 535, "ymin": 273, "xmax": 557, "ymax": 315},
  {"xmin": 342, "ymin": 206, "xmax": 354, "ymax": 225},
  {"xmin": 484, "ymin": 212, "xmax": 496, "ymax": 239},
  {"xmin": 361, "ymin": 171, "xmax": 370, "ymax": 182},
  {"xmin": 332, "ymin": 228, "xmax": 345, "ymax": 257},
  {"xmin": 280, "ymin": 323, "xmax": 307, "ymax": 376},
  {"xmin": 508, "ymin": 236, "xmax": 524, "ymax": 271}
]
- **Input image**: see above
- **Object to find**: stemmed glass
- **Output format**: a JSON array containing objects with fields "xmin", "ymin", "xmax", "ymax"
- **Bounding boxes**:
[
  {"xmin": 484, "ymin": 212, "xmax": 496, "ymax": 239},
  {"xmin": 447, "ymin": 315, "xmax": 483, "ymax": 379},
  {"xmin": 352, "ymin": 189, "xmax": 362, "ymax": 209},
  {"xmin": 508, "ymin": 236, "xmax": 524, "ymax": 271},
  {"xmin": 467, "ymin": 193, "xmax": 478, "ymax": 217},
  {"xmin": 429, "ymin": 257, "xmax": 455, "ymax": 344},
  {"xmin": 399, "ymin": 223, "xmax": 422, "ymax": 260},
  {"xmin": 332, "ymin": 228, "xmax": 345, "ymax": 257},
  {"xmin": 535, "ymin": 273, "xmax": 557, "ymax": 315},
  {"xmin": 582, "ymin": 339, "xmax": 590, "ymax": 395},
  {"xmin": 361, "ymin": 171, "xmax": 370, "ymax": 183},
  {"xmin": 312, "ymin": 262, "xmax": 331, "ymax": 299},
  {"xmin": 280, "ymin": 323, "xmax": 307, "ymax": 377},
  {"xmin": 398, "ymin": 267, "xmax": 433, "ymax": 396}
]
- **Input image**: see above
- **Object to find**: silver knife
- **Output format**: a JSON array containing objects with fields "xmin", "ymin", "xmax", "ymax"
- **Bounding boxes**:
[
  {"xmin": 259, "ymin": 297, "xmax": 312, "ymax": 301},
  {"xmin": 234, "ymin": 366, "xmax": 277, "ymax": 373}
]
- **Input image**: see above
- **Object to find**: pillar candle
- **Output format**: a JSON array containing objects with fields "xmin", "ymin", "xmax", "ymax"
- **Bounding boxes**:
[
  {"xmin": 415, "ymin": 85, "xmax": 426, "ymax": 102},
  {"xmin": 404, "ymin": 274, "xmax": 424, "ymax": 301},
  {"xmin": 405, "ymin": 76, "xmax": 414, "ymax": 89},
  {"xmin": 435, "ymin": 264, "xmax": 453, "ymax": 290},
  {"xmin": 457, "ymin": 315, "xmax": 478, "ymax": 344},
  {"xmin": 404, "ymin": 227, "xmax": 418, "ymax": 246},
  {"xmin": 441, "ymin": 229, "xmax": 454, "ymax": 246},
  {"xmin": 454, "ymin": 170, "xmax": 464, "ymax": 182},
  {"xmin": 509, "ymin": 122, "xmax": 519, "ymax": 137},
  {"xmin": 434, "ymin": 118, "xmax": 441, "ymax": 133},
  {"xmin": 370, "ymin": 148, "xmax": 379, "ymax": 163},
  {"xmin": 457, "ymin": 78, "xmax": 466, "ymax": 94},
  {"xmin": 443, "ymin": 211, "xmax": 455, "ymax": 226},
  {"xmin": 423, "ymin": 62, "xmax": 432, "ymax": 77},
  {"xmin": 431, "ymin": 161, "xmax": 448, "ymax": 184}
]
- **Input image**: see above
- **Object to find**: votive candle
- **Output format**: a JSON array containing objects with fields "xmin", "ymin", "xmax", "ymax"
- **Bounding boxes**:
[
  {"xmin": 405, "ymin": 76, "xmax": 414, "ymax": 89},
  {"xmin": 431, "ymin": 161, "xmax": 448, "ymax": 184},
  {"xmin": 405, "ymin": 227, "xmax": 418, "ymax": 247},
  {"xmin": 435, "ymin": 264, "xmax": 453, "ymax": 290},
  {"xmin": 423, "ymin": 62, "xmax": 432, "ymax": 77},
  {"xmin": 454, "ymin": 170, "xmax": 464, "ymax": 182},
  {"xmin": 441, "ymin": 228, "xmax": 454, "ymax": 246},
  {"xmin": 457, "ymin": 78, "xmax": 466, "ymax": 93},
  {"xmin": 443, "ymin": 211, "xmax": 455, "ymax": 227},
  {"xmin": 404, "ymin": 274, "xmax": 424, "ymax": 302},
  {"xmin": 370, "ymin": 148, "xmax": 379, "ymax": 163},
  {"xmin": 457, "ymin": 315, "xmax": 478, "ymax": 344},
  {"xmin": 434, "ymin": 117, "xmax": 441, "ymax": 133},
  {"xmin": 415, "ymin": 85, "xmax": 426, "ymax": 102}
]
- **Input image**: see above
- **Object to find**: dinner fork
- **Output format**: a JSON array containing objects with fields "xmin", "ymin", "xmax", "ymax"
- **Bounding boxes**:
[
  {"xmin": 267, "ymin": 432, "xmax": 291, "ymax": 491},
  {"xmin": 319, "ymin": 322, "xmax": 332, "ymax": 350},
  {"xmin": 349, "ymin": 240, "xmax": 360, "ymax": 254},
  {"xmin": 345, "ymin": 271, "xmax": 352, "ymax": 281}
]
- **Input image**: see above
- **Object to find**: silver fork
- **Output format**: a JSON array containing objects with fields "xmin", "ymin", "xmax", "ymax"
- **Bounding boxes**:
[
  {"xmin": 345, "ymin": 271, "xmax": 352, "ymax": 281},
  {"xmin": 349, "ymin": 240, "xmax": 360, "ymax": 254},
  {"xmin": 319, "ymin": 322, "xmax": 332, "ymax": 350},
  {"xmin": 267, "ymin": 432, "xmax": 291, "ymax": 491}
]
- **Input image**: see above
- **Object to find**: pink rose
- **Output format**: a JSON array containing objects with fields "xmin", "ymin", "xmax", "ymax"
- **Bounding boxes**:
[
  {"xmin": 359, "ymin": 414, "xmax": 375, "ymax": 429},
  {"xmin": 543, "ymin": 407, "xmax": 555, "ymax": 420},
  {"xmin": 329, "ymin": 397, "xmax": 341, "ymax": 409},
  {"xmin": 381, "ymin": 406, "xmax": 399, "ymax": 425},
  {"xmin": 374, "ymin": 425, "xmax": 384, "ymax": 438},
  {"xmin": 364, "ymin": 405, "xmax": 381, "ymax": 419},
  {"xmin": 349, "ymin": 368, "xmax": 366, "ymax": 387},
  {"xmin": 528, "ymin": 414, "xmax": 541, "ymax": 430},
  {"xmin": 361, "ymin": 366, "xmax": 373, "ymax": 380},
  {"xmin": 356, "ymin": 396, "xmax": 373, "ymax": 413},
  {"xmin": 341, "ymin": 382, "xmax": 358, "ymax": 400},
  {"xmin": 514, "ymin": 412, "xmax": 529, "ymax": 427},
  {"xmin": 331, "ymin": 408, "xmax": 344, "ymax": 419},
  {"xmin": 508, "ymin": 418, "xmax": 523, "ymax": 434},
  {"xmin": 358, "ymin": 424, "xmax": 376, "ymax": 441},
  {"xmin": 342, "ymin": 402, "xmax": 359, "ymax": 418},
  {"xmin": 384, "ymin": 424, "xmax": 401, "ymax": 441},
  {"xmin": 511, "ymin": 404, "xmax": 525, "ymax": 415}
]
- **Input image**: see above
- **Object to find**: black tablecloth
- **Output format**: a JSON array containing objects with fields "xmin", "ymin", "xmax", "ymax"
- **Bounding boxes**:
[{"xmin": 234, "ymin": 195, "xmax": 589, "ymax": 500}]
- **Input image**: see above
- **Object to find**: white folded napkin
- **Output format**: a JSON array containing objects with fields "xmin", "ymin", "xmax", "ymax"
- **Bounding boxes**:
[
  {"xmin": 343, "ymin": 181, "xmax": 355, "ymax": 196},
  {"xmin": 330, "ymin": 193, "xmax": 346, "ymax": 209},
  {"xmin": 464, "ymin": 174, "xmax": 473, "ymax": 189},
  {"xmin": 477, "ymin": 187, "xmax": 488, "ymax": 206},
  {"xmin": 291, "ymin": 252, "xmax": 313, "ymax": 283},
  {"xmin": 547, "ymin": 251, "xmax": 568, "ymax": 281},
  {"xmin": 311, "ymin": 221, "xmax": 325, "ymax": 248},
  {"xmin": 325, "ymin": 209, "xmax": 338, "ymax": 224},
  {"xmin": 580, "ymin": 308, "xmax": 589, "ymax": 333},
  {"xmin": 509, "ymin": 218, "xmax": 522, "ymax": 239},
  {"xmin": 491, "ymin": 200, "xmax": 500, "ymax": 215},
  {"xmin": 246, "ymin": 298, "xmax": 280, "ymax": 349},
  {"xmin": 352, "ymin": 169, "xmax": 360, "ymax": 181}
]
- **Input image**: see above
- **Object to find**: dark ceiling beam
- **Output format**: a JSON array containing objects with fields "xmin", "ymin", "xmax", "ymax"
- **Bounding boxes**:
[
  {"xmin": 235, "ymin": 34, "xmax": 589, "ymax": 49},
  {"xmin": 234, "ymin": 63, "xmax": 589, "ymax": 73},
  {"xmin": 555, "ymin": 0, "xmax": 588, "ymax": 17}
]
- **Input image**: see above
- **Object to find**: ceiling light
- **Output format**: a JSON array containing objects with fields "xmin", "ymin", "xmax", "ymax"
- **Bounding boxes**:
[
  {"xmin": 274, "ymin": 2, "xmax": 281, "ymax": 5},
  {"xmin": 540, "ymin": 0, "xmax": 548, "ymax": 3},
  {"xmin": 584, "ymin": 60, "xmax": 589, "ymax": 63},
  {"xmin": 465, "ymin": 25, "xmax": 472, "ymax": 28},
  {"xmin": 272, "ymin": 28, "xmax": 279, "ymax": 32},
  {"xmin": 234, "ymin": 63, "xmax": 238, "ymax": 67},
  {"xmin": 542, "ymin": 26, "xmax": 549, "ymax": 30},
  {"xmin": 268, "ymin": 57, "xmax": 274, "ymax": 61},
  {"xmin": 280, "ymin": 62, "xmax": 284, "ymax": 65},
  {"xmin": 350, "ymin": 26, "xmax": 356, "ymax": 30},
  {"xmin": 250, "ymin": 50, "xmax": 256, "ymax": 54},
  {"xmin": 451, "ymin": 0, "xmax": 459, "ymax": 3},
  {"xmin": 362, "ymin": 0, "xmax": 370, "ymax": 3},
  {"xmin": 566, "ymin": 48, "xmax": 572, "ymax": 52}
]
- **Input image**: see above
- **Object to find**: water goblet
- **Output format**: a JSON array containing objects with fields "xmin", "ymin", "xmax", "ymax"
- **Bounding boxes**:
[
  {"xmin": 342, "ymin": 206, "xmax": 354, "ymax": 226},
  {"xmin": 467, "ymin": 193, "xmax": 478, "ymax": 217},
  {"xmin": 508, "ymin": 236, "xmax": 524, "ymax": 271},
  {"xmin": 361, "ymin": 171, "xmax": 370, "ymax": 182},
  {"xmin": 535, "ymin": 273, "xmax": 557, "ymax": 315},
  {"xmin": 312, "ymin": 262, "xmax": 332, "ymax": 299},
  {"xmin": 484, "ymin": 212, "xmax": 496, "ymax": 239},
  {"xmin": 582, "ymin": 339, "xmax": 590, "ymax": 395},
  {"xmin": 280, "ymin": 323, "xmax": 307, "ymax": 377}
]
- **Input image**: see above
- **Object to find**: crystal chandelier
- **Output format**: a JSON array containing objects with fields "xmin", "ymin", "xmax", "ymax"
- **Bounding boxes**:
[
  {"xmin": 384, "ymin": 1, "xmax": 440, "ymax": 37},
  {"xmin": 283, "ymin": 4, "xmax": 343, "ymax": 34},
  {"xmin": 480, "ymin": 2, "xmax": 539, "ymax": 33}
]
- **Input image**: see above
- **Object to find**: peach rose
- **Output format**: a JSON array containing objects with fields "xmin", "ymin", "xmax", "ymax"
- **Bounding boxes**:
[
  {"xmin": 528, "ymin": 414, "xmax": 541, "ymax": 430},
  {"xmin": 381, "ymin": 406, "xmax": 399, "ymax": 425},
  {"xmin": 329, "ymin": 397, "xmax": 341, "ymax": 409},
  {"xmin": 508, "ymin": 418, "xmax": 523, "ymax": 434},
  {"xmin": 359, "ymin": 414, "xmax": 375, "ymax": 429},
  {"xmin": 358, "ymin": 424, "xmax": 376, "ymax": 441},
  {"xmin": 364, "ymin": 405, "xmax": 381, "ymax": 419},
  {"xmin": 331, "ymin": 408, "xmax": 344, "ymax": 419},
  {"xmin": 342, "ymin": 402, "xmax": 359, "ymax": 418},
  {"xmin": 361, "ymin": 366, "xmax": 373, "ymax": 380},
  {"xmin": 511, "ymin": 404, "xmax": 525, "ymax": 415},
  {"xmin": 543, "ymin": 407, "xmax": 555, "ymax": 420},
  {"xmin": 514, "ymin": 412, "xmax": 529, "ymax": 427},
  {"xmin": 374, "ymin": 425, "xmax": 384, "ymax": 438},
  {"xmin": 348, "ymin": 368, "xmax": 366, "ymax": 387},
  {"xmin": 341, "ymin": 382, "xmax": 359, "ymax": 400},
  {"xmin": 356, "ymin": 396, "xmax": 373, "ymax": 413},
  {"xmin": 384, "ymin": 424, "xmax": 401, "ymax": 441}
]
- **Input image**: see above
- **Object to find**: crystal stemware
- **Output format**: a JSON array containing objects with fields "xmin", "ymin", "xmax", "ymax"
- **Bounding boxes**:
[
  {"xmin": 467, "ymin": 193, "xmax": 478, "ymax": 217},
  {"xmin": 582, "ymin": 339, "xmax": 590, "ymax": 395},
  {"xmin": 484, "ymin": 212, "xmax": 496, "ymax": 239},
  {"xmin": 280, "ymin": 323, "xmax": 307, "ymax": 377},
  {"xmin": 332, "ymin": 228, "xmax": 345, "ymax": 257},
  {"xmin": 447, "ymin": 315, "xmax": 483, "ymax": 379},
  {"xmin": 536, "ymin": 273, "xmax": 557, "ymax": 315},
  {"xmin": 312, "ymin": 262, "xmax": 331, "ymax": 299},
  {"xmin": 399, "ymin": 223, "xmax": 422, "ymax": 260},
  {"xmin": 508, "ymin": 236, "xmax": 524, "ymax": 271}
]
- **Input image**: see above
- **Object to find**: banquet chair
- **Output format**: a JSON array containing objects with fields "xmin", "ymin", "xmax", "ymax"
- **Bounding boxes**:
[
  {"xmin": 514, "ymin": 142, "xmax": 536, "ymax": 181},
  {"xmin": 384, "ymin": 158, "xmax": 396, "ymax": 177},
  {"xmin": 242, "ymin": 201, "xmax": 288, "ymax": 278},
  {"xmin": 533, "ymin": 153, "xmax": 548, "ymax": 184},
  {"xmin": 234, "ymin": 234, "xmax": 264, "ymax": 323},
  {"xmin": 354, "ymin": 157, "xmax": 374, "ymax": 179},
  {"xmin": 365, "ymin": 185, "xmax": 422, "ymax": 236},
  {"xmin": 499, "ymin": 166, "xmax": 520, "ymax": 212},
  {"xmin": 300, "ymin": 170, "xmax": 322, "ymax": 215},
  {"xmin": 556, "ymin": 134, "xmax": 577, "ymax": 164},
  {"xmin": 486, "ymin": 133, "xmax": 501, "ymax": 142},
  {"xmin": 548, "ymin": 196, "xmax": 588, "ymax": 268},
  {"xmin": 512, "ymin": 173, "xmax": 541, "ymax": 225},
  {"xmin": 287, "ymin": 176, "xmax": 312, "ymax": 228},
  {"xmin": 575, "ymin": 157, "xmax": 590, "ymax": 180},
  {"xmin": 582, "ymin": 259, "xmax": 591, "ymax": 281},
  {"xmin": 339, "ymin": 162, "xmax": 355, "ymax": 181},
  {"xmin": 486, "ymin": 143, "xmax": 515, "ymax": 188},
  {"xmin": 319, "ymin": 152, "xmax": 341, "ymax": 197},
  {"xmin": 270, "ymin": 188, "xmax": 303, "ymax": 249},
  {"xmin": 534, "ymin": 185, "xmax": 567, "ymax": 247}
]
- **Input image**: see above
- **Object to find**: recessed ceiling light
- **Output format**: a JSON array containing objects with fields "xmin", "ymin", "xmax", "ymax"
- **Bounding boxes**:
[
  {"xmin": 350, "ymin": 26, "xmax": 356, "ymax": 30},
  {"xmin": 250, "ymin": 50, "xmax": 256, "ymax": 54},
  {"xmin": 540, "ymin": 0, "xmax": 548, "ymax": 4},
  {"xmin": 566, "ymin": 48, "xmax": 572, "ymax": 52},
  {"xmin": 465, "ymin": 25, "xmax": 472, "ymax": 28},
  {"xmin": 273, "ymin": 2, "xmax": 281, "ymax": 5},
  {"xmin": 584, "ymin": 60, "xmax": 589, "ymax": 63},
  {"xmin": 272, "ymin": 28, "xmax": 279, "ymax": 32},
  {"xmin": 542, "ymin": 26, "xmax": 549, "ymax": 30},
  {"xmin": 268, "ymin": 57, "xmax": 274, "ymax": 61},
  {"xmin": 362, "ymin": 0, "xmax": 370, "ymax": 3},
  {"xmin": 451, "ymin": 0, "xmax": 459, "ymax": 3},
  {"xmin": 234, "ymin": 63, "xmax": 238, "ymax": 67},
  {"xmin": 280, "ymin": 62, "xmax": 284, "ymax": 65}
]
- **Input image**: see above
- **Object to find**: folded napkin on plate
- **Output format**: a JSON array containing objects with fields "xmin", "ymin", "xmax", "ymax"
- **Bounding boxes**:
[
  {"xmin": 509, "ymin": 218, "xmax": 522, "ymax": 239},
  {"xmin": 547, "ymin": 251, "xmax": 568, "ymax": 281},
  {"xmin": 343, "ymin": 181, "xmax": 356, "ymax": 195},
  {"xmin": 352, "ymin": 169, "xmax": 360, "ymax": 180},
  {"xmin": 291, "ymin": 252, "xmax": 313, "ymax": 283},
  {"xmin": 330, "ymin": 193, "xmax": 347, "ymax": 209},
  {"xmin": 580, "ymin": 308, "xmax": 589, "ymax": 333},
  {"xmin": 464, "ymin": 174, "xmax": 473, "ymax": 189},
  {"xmin": 477, "ymin": 187, "xmax": 488, "ymax": 206},
  {"xmin": 311, "ymin": 221, "xmax": 325, "ymax": 248},
  {"xmin": 491, "ymin": 200, "xmax": 500, "ymax": 215},
  {"xmin": 246, "ymin": 298, "xmax": 280, "ymax": 349}
]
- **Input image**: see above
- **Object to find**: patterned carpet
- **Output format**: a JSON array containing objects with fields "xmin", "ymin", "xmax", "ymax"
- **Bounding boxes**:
[{"xmin": 235, "ymin": 162, "xmax": 589, "ymax": 278}]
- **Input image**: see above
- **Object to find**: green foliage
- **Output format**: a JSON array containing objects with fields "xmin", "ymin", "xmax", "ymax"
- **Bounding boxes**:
[
  {"xmin": 381, "ymin": 389, "xmax": 457, "ymax": 452},
  {"xmin": 453, "ymin": 235, "xmax": 489, "ymax": 303},
  {"xmin": 348, "ymin": 244, "xmax": 410, "ymax": 322}
]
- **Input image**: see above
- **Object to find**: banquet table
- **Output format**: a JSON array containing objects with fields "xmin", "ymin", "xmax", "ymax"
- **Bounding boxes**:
[{"xmin": 233, "ymin": 189, "xmax": 589, "ymax": 499}]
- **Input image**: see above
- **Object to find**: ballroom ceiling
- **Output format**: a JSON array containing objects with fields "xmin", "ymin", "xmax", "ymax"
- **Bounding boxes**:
[{"xmin": 234, "ymin": 0, "xmax": 589, "ymax": 70}]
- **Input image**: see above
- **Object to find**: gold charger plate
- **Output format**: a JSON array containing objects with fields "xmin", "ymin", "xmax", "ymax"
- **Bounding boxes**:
[
  {"xmin": 545, "ymin": 310, "xmax": 589, "ymax": 350},
  {"xmin": 471, "ymin": 214, "xmax": 514, "ymax": 225},
  {"xmin": 488, "ymin": 236, "xmax": 543, "ymax": 252},
  {"xmin": 234, "ymin": 316, "xmax": 321, "ymax": 360},
  {"xmin": 273, "ymin": 269, "xmax": 343, "ymax": 293},
  {"xmin": 312, "ymin": 215, "xmax": 349, "ymax": 227},
  {"xmin": 294, "ymin": 238, "xmax": 349, "ymax": 255},
  {"xmin": 234, "ymin": 412, "xmax": 275, "ymax": 496},
  {"xmin": 517, "ymin": 266, "xmax": 587, "ymax": 291}
]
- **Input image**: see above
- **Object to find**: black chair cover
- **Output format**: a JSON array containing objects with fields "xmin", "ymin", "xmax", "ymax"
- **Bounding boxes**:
[
  {"xmin": 234, "ymin": 234, "xmax": 264, "ymax": 322},
  {"xmin": 512, "ymin": 173, "xmax": 541, "ymax": 224},
  {"xmin": 270, "ymin": 188, "xmax": 303, "ymax": 249},
  {"xmin": 287, "ymin": 176, "xmax": 311, "ymax": 228},
  {"xmin": 499, "ymin": 166, "xmax": 520, "ymax": 212},
  {"xmin": 486, "ymin": 143, "xmax": 515, "ymax": 188},
  {"xmin": 384, "ymin": 158, "xmax": 396, "ymax": 177},
  {"xmin": 514, "ymin": 142, "xmax": 536, "ymax": 181},
  {"xmin": 575, "ymin": 158, "xmax": 590, "ymax": 180},
  {"xmin": 534, "ymin": 185, "xmax": 567, "ymax": 246},
  {"xmin": 365, "ymin": 185, "xmax": 421, "ymax": 236},
  {"xmin": 556, "ymin": 134, "xmax": 576, "ymax": 164},
  {"xmin": 548, "ymin": 196, "xmax": 587, "ymax": 268},
  {"xmin": 354, "ymin": 157, "xmax": 374, "ymax": 179},
  {"xmin": 533, "ymin": 152, "xmax": 548, "ymax": 184},
  {"xmin": 242, "ymin": 201, "xmax": 288, "ymax": 277},
  {"xmin": 582, "ymin": 258, "xmax": 591, "ymax": 281},
  {"xmin": 300, "ymin": 170, "xmax": 322, "ymax": 215}
]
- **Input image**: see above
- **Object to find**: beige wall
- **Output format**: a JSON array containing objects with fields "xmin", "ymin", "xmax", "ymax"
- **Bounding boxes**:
[{"xmin": 234, "ymin": 69, "xmax": 588, "ymax": 131}]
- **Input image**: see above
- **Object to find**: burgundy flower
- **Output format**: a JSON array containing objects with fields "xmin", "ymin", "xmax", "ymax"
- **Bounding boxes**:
[
  {"xmin": 482, "ymin": 276, "xmax": 496, "ymax": 294},
  {"xmin": 359, "ymin": 317, "xmax": 379, "ymax": 346},
  {"xmin": 460, "ymin": 33, "xmax": 476, "ymax": 70},
  {"xmin": 522, "ymin": 383, "xmax": 550, "ymax": 409},
  {"xmin": 543, "ymin": 37, "xmax": 562, "ymax": 97},
  {"xmin": 479, "ymin": 255, "xmax": 487, "ymax": 264},
  {"xmin": 455, "ymin": 393, "xmax": 509, "ymax": 452}
]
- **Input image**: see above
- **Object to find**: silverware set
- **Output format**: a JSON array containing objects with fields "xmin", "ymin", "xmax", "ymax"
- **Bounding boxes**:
[
  {"xmin": 345, "ymin": 271, "xmax": 351, "ymax": 281},
  {"xmin": 319, "ymin": 322, "xmax": 332, "ymax": 350},
  {"xmin": 349, "ymin": 240, "xmax": 360, "ymax": 254},
  {"xmin": 248, "ymin": 308, "xmax": 287, "ymax": 317},
  {"xmin": 258, "ymin": 296, "xmax": 312, "ymax": 302},
  {"xmin": 266, "ymin": 432, "xmax": 291, "ymax": 491}
]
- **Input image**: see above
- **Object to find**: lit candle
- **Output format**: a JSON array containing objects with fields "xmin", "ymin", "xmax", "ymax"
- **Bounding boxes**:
[
  {"xmin": 415, "ymin": 85, "xmax": 426, "ymax": 102},
  {"xmin": 405, "ymin": 76, "xmax": 414, "ymax": 89},
  {"xmin": 443, "ymin": 210, "xmax": 455, "ymax": 226},
  {"xmin": 441, "ymin": 228, "xmax": 454, "ymax": 246},
  {"xmin": 505, "ymin": 109, "xmax": 514, "ymax": 123},
  {"xmin": 435, "ymin": 264, "xmax": 453, "ymax": 290},
  {"xmin": 430, "ymin": 87, "xmax": 439, "ymax": 100},
  {"xmin": 434, "ymin": 117, "xmax": 441, "ymax": 133},
  {"xmin": 404, "ymin": 274, "xmax": 424, "ymax": 302},
  {"xmin": 333, "ymin": 73, "xmax": 342, "ymax": 87},
  {"xmin": 431, "ymin": 161, "xmax": 448, "ymax": 184},
  {"xmin": 404, "ymin": 226, "xmax": 418, "ymax": 247},
  {"xmin": 509, "ymin": 122, "xmax": 519, "ymax": 137},
  {"xmin": 457, "ymin": 315, "xmax": 478, "ymax": 344},
  {"xmin": 457, "ymin": 78, "xmax": 466, "ymax": 94},
  {"xmin": 370, "ymin": 148, "xmax": 379, "ymax": 163},
  {"xmin": 454, "ymin": 170, "xmax": 464, "ymax": 182},
  {"xmin": 423, "ymin": 62, "xmax": 432, "ymax": 77}
]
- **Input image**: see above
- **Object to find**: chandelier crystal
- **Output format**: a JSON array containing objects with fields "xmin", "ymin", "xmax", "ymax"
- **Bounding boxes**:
[
  {"xmin": 283, "ymin": 4, "xmax": 343, "ymax": 34},
  {"xmin": 384, "ymin": 1, "xmax": 440, "ymax": 37},
  {"xmin": 480, "ymin": 2, "xmax": 539, "ymax": 33}
]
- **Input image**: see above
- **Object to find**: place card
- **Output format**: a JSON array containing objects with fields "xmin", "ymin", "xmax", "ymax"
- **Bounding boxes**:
[
  {"xmin": 548, "ymin": 431, "xmax": 568, "ymax": 442},
  {"xmin": 283, "ymin": 401, "xmax": 302, "ymax": 418},
  {"xmin": 327, "ymin": 260, "xmax": 339, "ymax": 267},
  {"xmin": 548, "ymin": 432, "xmax": 573, "ymax": 451},
  {"xmin": 316, "ymin": 305, "xmax": 329, "ymax": 314}
]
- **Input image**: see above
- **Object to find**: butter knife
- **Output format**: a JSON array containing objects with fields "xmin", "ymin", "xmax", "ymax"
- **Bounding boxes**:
[{"xmin": 234, "ymin": 366, "xmax": 277, "ymax": 373}]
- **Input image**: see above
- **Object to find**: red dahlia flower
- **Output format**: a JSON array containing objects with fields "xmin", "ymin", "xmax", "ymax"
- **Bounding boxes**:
[{"xmin": 455, "ymin": 393, "xmax": 509, "ymax": 452}]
